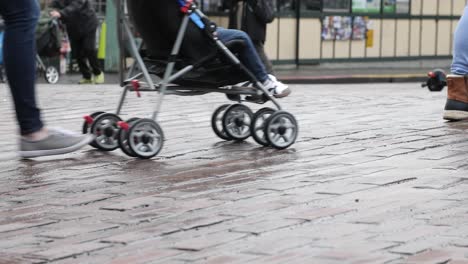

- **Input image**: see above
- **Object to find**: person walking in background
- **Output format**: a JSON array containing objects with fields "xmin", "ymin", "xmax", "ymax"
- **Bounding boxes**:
[
  {"xmin": 0, "ymin": 0, "xmax": 93, "ymax": 158},
  {"xmin": 443, "ymin": 3, "xmax": 468, "ymax": 121},
  {"xmin": 228, "ymin": 0, "xmax": 276, "ymax": 74},
  {"xmin": 49, "ymin": 0, "xmax": 105, "ymax": 84}
]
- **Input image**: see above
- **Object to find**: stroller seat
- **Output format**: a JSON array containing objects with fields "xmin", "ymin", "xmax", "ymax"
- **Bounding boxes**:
[{"xmin": 142, "ymin": 40, "xmax": 250, "ymax": 88}]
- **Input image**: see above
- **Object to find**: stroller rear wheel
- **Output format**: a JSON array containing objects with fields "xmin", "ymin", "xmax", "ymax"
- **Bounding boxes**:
[
  {"xmin": 222, "ymin": 104, "xmax": 253, "ymax": 141},
  {"xmin": 264, "ymin": 111, "xmax": 298, "ymax": 149},
  {"xmin": 45, "ymin": 66, "xmax": 59, "ymax": 84},
  {"xmin": 211, "ymin": 104, "xmax": 233, "ymax": 141},
  {"xmin": 117, "ymin": 117, "xmax": 140, "ymax": 157},
  {"xmin": 90, "ymin": 113, "xmax": 122, "ymax": 151},
  {"xmin": 127, "ymin": 118, "xmax": 164, "ymax": 159},
  {"xmin": 82, "ymin": 111, "xmax": 106, "ymax": 148},
  {"xmin": 251, "ymin": 107, "xmax": 275, "ymax": 146}
]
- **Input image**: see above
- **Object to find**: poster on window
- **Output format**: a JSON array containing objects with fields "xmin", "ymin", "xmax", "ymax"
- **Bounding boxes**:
[
  {"xmin": 322, "ymin": 16, "xmax": 369, "ymax": 41},
  {"xmin": 322, "ymin": 16, "xmax": 352, "ymax": 41},
  {"xmin": 352, "ymin": 0, "xmax": 381, "ymax": 13},
  {"xmin": 352, "ymin": 16, "xmax": 368, "ymax": 40}
]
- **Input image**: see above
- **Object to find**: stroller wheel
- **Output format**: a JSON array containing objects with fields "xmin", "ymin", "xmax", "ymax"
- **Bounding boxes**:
[
  {"xmin": 211, "ymin": 104, "xmax": 233, "ymax": 141},
  {"xmin": 222, "ymin": 104, "xmax": 253, "ymax": 141},
  {"xmin": 45, "ymin": 66, "xmax": 59, "ymax": 84},
  {"xmin": 82, "ymin": 111, "xmax": 106, "ymax": 134},
  {"xmin": 127, "ymin": 118, "xmax": 164, "ymax": 159},
  {"xmin": 251, "ymin": 107, "xmax": 275, "ymax": 146},
  {"xmin": 82, "ymin": 111, "xmax": 106, "ymax": 148},
  {"xmin": 90, "ymin": 113, "xmax": 122, "ymax": 151},
  {"xmin": 264, "ymin": 111, "xmax": 298, "ymax": 150},
  {"xmin": 424, "ymin": 69, "xmax": 447, "ymax": 92},
  {"xmin": 117, "ymin": 118, "xmax": 140, "ymax": 157}
]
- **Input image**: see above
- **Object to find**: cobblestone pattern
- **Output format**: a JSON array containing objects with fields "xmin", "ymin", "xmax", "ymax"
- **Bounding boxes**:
[{"xmin": 1, "ymin": 83, "xmax": 468, "ymax": 263}]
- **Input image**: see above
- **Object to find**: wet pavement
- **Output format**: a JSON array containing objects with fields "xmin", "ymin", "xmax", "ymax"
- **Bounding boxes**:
[{"xmin": 1, "ymin": 82, "xmax": 468, "ymax": 263}]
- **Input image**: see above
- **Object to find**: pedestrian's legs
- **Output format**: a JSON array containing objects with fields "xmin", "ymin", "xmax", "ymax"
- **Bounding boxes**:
[
  {"xmin": 443, "ymin": 4, "xmax": 468, "ymax": 121},
  {"xmin": 82, "ymin": 29, "xmax": 102, "ymax": 76},
  {"xmin": 217, "ymin": 28, "xmax": 268, "ymax": 82},
  {"xmin": 72, "ymin": 37, "xmax": 93, "ymax": 80},
  {"xmin": 253, "ymin": 41, "xmax": 274, "ymax": 75},
  {"xmin": 0, "ymin": 0, "xmax": 43, "ymax": 135},
  {"xmin": 451, "ymin": 5, "xmax": 468, "ymax": 75}
]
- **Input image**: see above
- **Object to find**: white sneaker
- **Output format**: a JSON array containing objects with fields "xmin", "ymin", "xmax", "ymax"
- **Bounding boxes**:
[{"xmin": 262, "ymin": 76, "xmax": 291, "ymax": 98}]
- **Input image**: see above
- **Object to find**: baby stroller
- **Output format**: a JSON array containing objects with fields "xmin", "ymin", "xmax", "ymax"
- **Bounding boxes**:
[
  {"xmin": 82, "ymin": 0, "xmax": 299, "ymax": 159},
  {"xmin": 35, "ymin": 11, "xmax": 64, "ymax": 84}
]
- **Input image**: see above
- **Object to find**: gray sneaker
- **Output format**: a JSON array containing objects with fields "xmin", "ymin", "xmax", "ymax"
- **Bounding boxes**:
[{"xmin": 19, "ymin": 128, "xmax": 94, "ymax": 158}]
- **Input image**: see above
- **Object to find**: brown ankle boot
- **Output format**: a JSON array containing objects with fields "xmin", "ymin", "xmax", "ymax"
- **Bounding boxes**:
[{"xmin": 443, "ymin": 75, "xmax": 468, "ymax": 121}]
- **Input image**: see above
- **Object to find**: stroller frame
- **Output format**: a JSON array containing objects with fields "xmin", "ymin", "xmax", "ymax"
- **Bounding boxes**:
[{"xmin": 83, "ymin": 0, "xmax": 298, "ymax": 159}]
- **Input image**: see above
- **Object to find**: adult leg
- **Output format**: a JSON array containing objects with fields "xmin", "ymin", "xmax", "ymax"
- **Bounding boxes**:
[
  {"xmin": 0, "ymin": 0, "xmax": 94, "ymax": 158},
  {"xmin": 0, "ymin": 0, "xmax": 43, "ymax": 135},
  {"xmin": 253, "ymin": 41, "xmax": 274, "ymax": 75},
  {"xmin": 72, "ymin": 36, "xmax": 93, "ymax": 81},
  {"xmin": 443, "ymin": 4, "xmax": 468, "ymax": 121},
  {"xmin": 82, "ymin": 29, "xmax": 102, "ymax": 76}
]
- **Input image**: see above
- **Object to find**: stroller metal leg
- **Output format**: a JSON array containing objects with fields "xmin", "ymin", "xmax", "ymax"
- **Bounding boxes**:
[
  {"xmin": 123, "ymin": 20, "xmax": 155, "ymax": 93},
  {"xmin": 36, "ymin": 54, "xmax": 46, "ymax": 72},
  {"xmin": 151, "ymin": 15, "xmax": 191, "ymax": 120}
]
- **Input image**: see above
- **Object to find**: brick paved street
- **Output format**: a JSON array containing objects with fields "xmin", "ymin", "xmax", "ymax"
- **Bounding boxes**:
[{"xmin": 1, "ymin": 82, "xmax": 468, "ymax": 264}]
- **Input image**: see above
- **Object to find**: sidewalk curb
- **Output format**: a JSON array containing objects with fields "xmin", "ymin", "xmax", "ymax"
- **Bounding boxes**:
[{"xmin": 279, "ymin": 74, "xmax": 426, "ymax": 84}]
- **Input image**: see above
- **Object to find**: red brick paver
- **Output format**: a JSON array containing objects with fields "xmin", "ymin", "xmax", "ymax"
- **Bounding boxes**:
[{"xmin": 1, "ymin": 83, "xmax": 468, "ymax": 263}]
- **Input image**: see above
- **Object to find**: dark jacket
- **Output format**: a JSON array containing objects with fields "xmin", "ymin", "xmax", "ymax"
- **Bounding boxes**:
[
  {"xmin": 50, "ymin": 0, "xmax": 98, "ymax": 39},
  {"xmin": 228, "ymin": 0, "xmax": 267, "ymax": 43}
]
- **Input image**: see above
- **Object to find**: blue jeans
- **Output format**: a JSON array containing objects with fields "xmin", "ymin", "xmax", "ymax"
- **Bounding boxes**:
[
  {"xmin": 0, "ymin": 0, "xmax": 43, "ymax": 135},
  {"xmin": 217, "ymin": 28, "xmax": 269, "ymax": 82},
  {"xmin": 452, "ymin": 5, "xmax": 468, "ymax": 75}
]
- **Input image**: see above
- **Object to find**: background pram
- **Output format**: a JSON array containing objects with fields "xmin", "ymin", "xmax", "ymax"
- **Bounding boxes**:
[
  {"xmin": 35, "ymin": 10, "xmax": 64, "ymax": 84},
  {"xmin": 82, "ymin": 0, "xmax": 299, "ymax": 159}
]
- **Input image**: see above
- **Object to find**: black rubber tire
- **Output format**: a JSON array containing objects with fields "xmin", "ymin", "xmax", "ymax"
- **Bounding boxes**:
[
  {"xmin": 211, "ymin": 104, "xmax": 233, "ymax": 141},
  {"xmin": 82, "ymin": 111, "xmax": 106, "ymax": 148},
  {"xmin": 117, "ymin": 118, "xmax": 140, "ymax": 157},
  {"xmin": 264, "ymin": 111, "xmax": 298, "ymax": 150},
  {"xmin": 222, "ymin": 104, "xmax": 253, "ymax": 141},
  {"xmin": 90, "ymin": 113, "xmax": 122, "ymax": 151},
  {"xmin": 127, "ymin": 118, "xmax": 164, "ymax": 159},
  {"xmin": 45, "ymin": 66, "xmax": 60, "ymax": 84},
  {"xmin": 251, "ymin": 107, "xmax": 275, "ymax": 146}
]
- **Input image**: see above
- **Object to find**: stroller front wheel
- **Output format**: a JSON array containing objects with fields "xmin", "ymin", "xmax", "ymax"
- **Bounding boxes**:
[
  {"xmin": 45, "ymin": 66, "xmax": 60, "ymax": 84},
  {"xmin": 127, "ymin": 119, "xmax": 164, "ymax": 159},
  {"xmin": 264, "ymin": 111, "xmax": 298, "ymax": 149}
]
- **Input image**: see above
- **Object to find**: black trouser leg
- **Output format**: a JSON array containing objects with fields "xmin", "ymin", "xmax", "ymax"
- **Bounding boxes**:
[
  {"xmin": 0, "ymin": 0, "xmax": 44, "ymax": 135},
  {"xmin": 82, "ymin": 29, "xmax": 101, "ymax": 76},
  {"xmin": 71, "ymin": 37, "xmax": 93, "ymax": 80},
  {"xmin": 253, "ymin": 41, "xmax": 274, "ymax": 75}
]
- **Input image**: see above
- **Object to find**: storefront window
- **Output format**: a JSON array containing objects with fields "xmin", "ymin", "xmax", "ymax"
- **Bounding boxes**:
[
  {"xmin": 200, "ymin": 0, "xmax": 229, "ymax": 13},
  {"xmin": 395, "ymin": 0, "xmax": 410, "ymax": 14},
  {"xmin": 303, "ymin": 0, "xmax": 321, "ymax": 12},
  {"xmin": 352, "ymin": 0, "xmax": 381, "ymax": 13},
  {"xmin": 323, "ymin": 0, "xmax": 351, "ymax": 12},
  {"xmin": 278, "ymin": 0, "xmax": 295, "ymax": 12}
]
